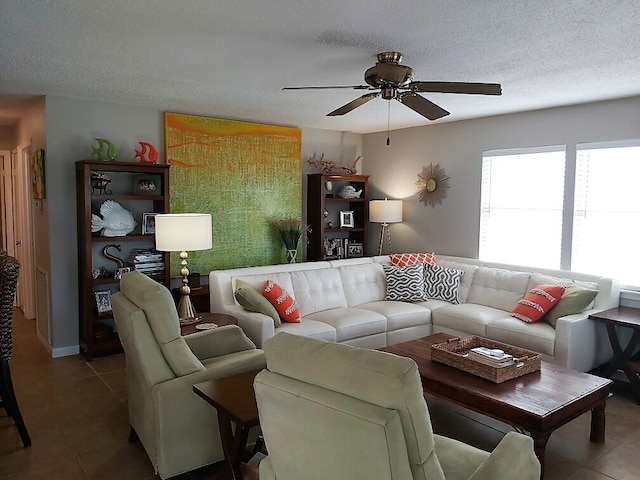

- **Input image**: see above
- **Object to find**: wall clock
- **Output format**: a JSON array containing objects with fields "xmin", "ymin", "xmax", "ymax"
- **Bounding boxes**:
[{"xmin": 416, "ymin": 163, "xmax": 450, "ymax": 207}]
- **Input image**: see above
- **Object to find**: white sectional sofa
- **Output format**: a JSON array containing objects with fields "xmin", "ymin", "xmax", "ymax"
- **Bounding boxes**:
[{"xmin": 209, "ymin": 255, "xmax": 620, "ymax": 372}]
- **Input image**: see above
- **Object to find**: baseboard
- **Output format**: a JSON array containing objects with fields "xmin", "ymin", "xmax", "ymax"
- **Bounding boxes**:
[{"xmin": 51, "ymin": 344, "xmax": 80, "ymax": 358}]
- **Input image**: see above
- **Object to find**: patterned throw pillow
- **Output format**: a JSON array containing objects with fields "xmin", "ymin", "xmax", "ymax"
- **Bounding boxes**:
[
  {"xmin": 512, "ymin": 283, "xmax": 566, "ymax": 324},
  {"xmin": 263, "ymin": 280, "xmax": 300, "ymax": 323},
  {"xmin": 389, "ymin": 252, "xmax": 437, "ymax": 267},
  {"xmin": 383, "ymin": 264, "xmax": 428, "ymax": 301},
  {"xmin": 424, "ymin": 263, "xmax": 464, "ymax": 304}
]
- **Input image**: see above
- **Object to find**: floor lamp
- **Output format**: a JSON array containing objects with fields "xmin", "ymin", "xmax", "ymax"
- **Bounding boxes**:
[
  {"xmin": 369, "ymin": 199, "xmax": 403, "ymax": 255},
  {"xmin": 154, "ymin": 213, "xmax": 212, "ymax": 322}
]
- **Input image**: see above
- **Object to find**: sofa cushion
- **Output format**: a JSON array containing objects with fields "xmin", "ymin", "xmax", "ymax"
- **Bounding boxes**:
[
  {"xmin": 263, "ymin": 280, "xmax": 300, "ymax": 323},
  {"xmin": 432, "ymin": 304, "xmax": 511, "ymax": 337},
  {"xmin": 467, "ymin": 267, "xmax": 531, "ymax": 311},
  {"xmin": 290, "ymin": 268, "xmax": 347, "ymax": 316},
  {"xmin": 339, "ymin": 263, "xmax": 386, "ymax": 306},
  {"xmin": 511, "ymin": 284, "xmax": 566, "ymax": 324},
  {"xmin": 424, "ymin": 263, "xmax": 464, "ymax": 304},
  {"xmin": 234, "ymin": 279, "xmax": 281, "ymax": 327},
  {"xmin": 383, "ymin": 264, "xmax": 428, "ymax": 301},
  {"xmin": 436, "ymin": 259, "xmax": 479, "ymax": 304},
  {"xmin": 276, "ymin": 318, "xmax": 337, "ymax": 342},
  {"xmin": 305, "ymin": 307, "xmax": 386, "ymax": 343},
  {"xmin": 119, "ymin": 271, "xmax": 204, "ymax": 376},
  {"xmin": 355, "ymin": 301, "xmax": 431, "ymax": 332},
  {"xmin": 543, "ymin": 283, "xmax": 599, "ymax": 328},
  {"xmin": 486, "ymin": 317, "xmax": 556, "ymax": 356},
  {"xmin": 390, "ymin": 252, "xmax": 436, "ymax": 267}
]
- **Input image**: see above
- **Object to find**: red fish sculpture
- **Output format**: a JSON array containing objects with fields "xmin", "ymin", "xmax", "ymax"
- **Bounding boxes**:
[{"xmin": 135, "ymin": 141, "xmax": 159, "ymax": 164}]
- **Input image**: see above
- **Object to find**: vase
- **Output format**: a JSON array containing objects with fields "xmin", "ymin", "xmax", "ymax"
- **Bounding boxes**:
[{"xmin": 286, "ymin": 249, "xmax": 297, "ymax": 264}]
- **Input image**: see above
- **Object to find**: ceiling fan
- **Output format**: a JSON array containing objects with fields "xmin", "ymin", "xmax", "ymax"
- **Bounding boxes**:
[{"xmin": 283, "ymin": 51, "xmax": 502, "ymax": 121}]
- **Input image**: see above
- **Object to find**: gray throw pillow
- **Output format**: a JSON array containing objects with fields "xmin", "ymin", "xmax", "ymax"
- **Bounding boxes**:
[
  {"xmin": 424, "ymin": 263, "xmax": 464, "ymax": 304},
  {"xmin": 383, "ymin": 264, "xmax": 428, "ymax": 301},
  {"xmin": 235, "ymin": 279, "xmax": 281, "ymax": 327},
  {"xmin": 544, "ymin": 283, "xmax": 598, "ymax": 328}
]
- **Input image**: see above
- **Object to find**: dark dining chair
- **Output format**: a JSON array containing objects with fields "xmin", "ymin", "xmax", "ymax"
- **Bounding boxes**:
[{"xmin": 0, "ymin": 251, "xmax": 31, "ymax": 447}]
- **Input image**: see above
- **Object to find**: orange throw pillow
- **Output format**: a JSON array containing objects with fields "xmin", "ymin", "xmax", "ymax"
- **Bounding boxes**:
[
  {"xmin": 390, "ymin": 252, "xmax": 437, "ymax": 267},
  {"xmin": 512, "ymin": 284, "xmax": 566, "ymax": 324},
  {"xmin": 263, "ymin": 280, "xmax": 300, "ymax": 323}
]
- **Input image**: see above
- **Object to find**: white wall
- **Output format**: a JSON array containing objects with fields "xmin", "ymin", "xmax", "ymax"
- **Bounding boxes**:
[
  {"xmin": 362, "ymin": 96, "xmax": 640, "ymax": 257},
  {"xmin": 43, "ymin": 95, "xmax": 361, "ymax": 355}
]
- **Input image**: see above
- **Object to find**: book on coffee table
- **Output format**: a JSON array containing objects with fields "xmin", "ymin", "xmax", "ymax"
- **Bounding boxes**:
[{"xmin": 467, "ymin": 347, "xmax": 514, "ymax": 367}]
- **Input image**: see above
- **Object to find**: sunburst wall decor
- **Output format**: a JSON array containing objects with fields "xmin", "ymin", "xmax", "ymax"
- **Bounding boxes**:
[{"xmin": 416, "ymin": 163, "xmax": 450, "ymax": 207}]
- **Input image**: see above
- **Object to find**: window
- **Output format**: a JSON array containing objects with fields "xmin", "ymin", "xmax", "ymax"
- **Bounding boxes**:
[
  {"xmin": 572, "ymin": 144, "xmax": 640, "ymax": 285},
  {"xmin": 479, "ymin": 148, "xmax": 566, "ymax": 269},
  {"xmin": 480, "ymin": 142, "xmax": 640, "ymax": 287}
]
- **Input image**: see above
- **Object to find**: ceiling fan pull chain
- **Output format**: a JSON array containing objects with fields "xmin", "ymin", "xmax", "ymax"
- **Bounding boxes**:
[{"xmin": 386, "ymin": 101, "xmax": 391, "ymax": 146}]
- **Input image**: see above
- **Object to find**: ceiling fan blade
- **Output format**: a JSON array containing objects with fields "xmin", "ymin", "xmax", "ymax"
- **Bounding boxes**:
[
  {"xmin": 327, "ymin": 92, "xmax": 379, "ymax": 116},
  {"xmin": 398, "ymin": 92, "xmax": 450, "ymax": 120},
  {"xmin": 410, "ymin": 81, "xmax": 502, "ymax": 95},
  {"xmin": 283, "ymin": 85, "xmax": 372, "ymax": 90}
]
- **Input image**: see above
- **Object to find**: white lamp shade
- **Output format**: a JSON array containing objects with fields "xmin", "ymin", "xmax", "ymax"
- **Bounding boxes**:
[
  {"xmin": 154, "ymin": 214, "xmax": 213, "ymax": 252},
  {"xmin": 369, "ymin": 199, "xmax": 403, "ymax": 223}
]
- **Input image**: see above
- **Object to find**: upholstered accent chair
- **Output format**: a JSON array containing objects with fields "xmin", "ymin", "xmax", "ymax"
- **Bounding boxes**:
[
  {"xmin": 0, "ymin": 251, "xmax": 31, "ymax": 447},
  {"xmin": 111, "ymin": 271, "xmax": 266, "ymax": 479},
  {"xmin": 255, "ymin": 333, "xmax": 540, "ymax": 480}
]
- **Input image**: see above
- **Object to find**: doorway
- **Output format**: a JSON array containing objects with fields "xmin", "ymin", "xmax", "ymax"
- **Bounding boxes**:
[{"xmin": 0, "ymin": 147, "xmax": 36, "ymax": 319}]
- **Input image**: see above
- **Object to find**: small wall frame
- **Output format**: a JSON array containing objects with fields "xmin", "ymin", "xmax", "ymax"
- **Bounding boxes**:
[{"xmin": 340, "ymin": 210, "xmax": 354, "ymax": 228}]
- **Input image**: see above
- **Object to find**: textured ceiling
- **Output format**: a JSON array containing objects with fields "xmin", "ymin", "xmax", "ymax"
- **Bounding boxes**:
[{"xmin": 1, "ymin": 1, "xmax": 640, "ymax": 133}]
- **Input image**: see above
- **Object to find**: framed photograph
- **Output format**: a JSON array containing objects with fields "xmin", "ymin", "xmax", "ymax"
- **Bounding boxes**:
[
  {"xmin": 114, "ymin": 267, "xmax": 131, "ymax": 280},
  {"xmin": 142, "ymin": 213, "xmax": 157, "ymax": 235},
  {"xmin": 340, "ymin": 210, "xmax": 354, "ymax": 228},
  {"xmin": 348, "ymin": 243, "xmax": 364, "ymax": 258},
  {"xmin": 133, "ymin": 175, "xmax": 160, "ymax": 195},
  {"xmin": 94, "ymin": 290, "xmax": 112, "ymax": 314}
]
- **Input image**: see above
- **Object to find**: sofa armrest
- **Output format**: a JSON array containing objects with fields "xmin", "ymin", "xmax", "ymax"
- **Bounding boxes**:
[
  {"xmin": 219, "ymin": 305, "xmax": 276, "ymax": 348},
  {"xmin": 554, "ymin": 308, "xmax": 613, "ymax": 371},
  {"xmin": 184, "ymin": 324, "xmax": 258, "ymax": 360},
  {"xmin": 467, "ymin": 432, "xmax": 540, "ymax": 480}
]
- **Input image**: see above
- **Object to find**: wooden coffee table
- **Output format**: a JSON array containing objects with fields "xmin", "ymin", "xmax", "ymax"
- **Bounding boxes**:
[{"xmin": 381, "ymin": 333, "xmax": 612, "ymax": 479}]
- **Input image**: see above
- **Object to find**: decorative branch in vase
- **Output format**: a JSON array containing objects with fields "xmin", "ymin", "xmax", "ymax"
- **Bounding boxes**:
[{"xmin": 272, "ymin": 218, "xmax": 311, "ymax": 263}]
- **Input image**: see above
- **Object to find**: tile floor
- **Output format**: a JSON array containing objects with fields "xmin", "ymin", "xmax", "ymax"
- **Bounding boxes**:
[{"xmin": 1, "ymin": 308, "xmax": 639, "ymax": 479}]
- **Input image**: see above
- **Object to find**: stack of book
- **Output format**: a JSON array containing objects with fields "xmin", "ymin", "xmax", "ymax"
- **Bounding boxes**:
[
  {"xmin": 467, "ymin": 346, "xmax": 514, "ymax": 368},
  {"xmin": 127, "ymin": 248, "xmax": 165, "ymax": 276}
]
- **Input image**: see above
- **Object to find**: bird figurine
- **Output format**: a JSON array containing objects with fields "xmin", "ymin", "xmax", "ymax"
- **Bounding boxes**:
[
  {"xmin": 92, "ymin": 138, "xmax": 118, "ymax": 161},
  {"xmin": 135, "ymin": 141, "xmax": 159, "ymax": 164}
]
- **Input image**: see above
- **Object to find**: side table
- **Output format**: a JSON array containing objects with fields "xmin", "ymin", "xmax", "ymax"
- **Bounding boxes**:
[
  {"xmin": 180, "ymin": 312, "xmax": 238, "ymax": 336},
  {"xmin": 193, "ymin": 369, "xmax": 262, "ymax": 480},
  {"xmin": 589, "ymin": 306, "xmax": 640, "ymax": 404}
]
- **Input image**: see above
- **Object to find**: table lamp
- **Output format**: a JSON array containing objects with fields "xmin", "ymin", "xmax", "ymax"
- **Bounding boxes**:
[
  {"xmin": 155, "ymin": 213, "xmax": 212, "ymax": 322},
  {"xmin": 369, "ymin": 199, "xmax": 403, "ymax": 255}
]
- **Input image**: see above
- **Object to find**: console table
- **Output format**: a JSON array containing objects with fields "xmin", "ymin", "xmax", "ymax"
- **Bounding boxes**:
[{"xmin": 589, "ymin": 306, "xmax": 640, "ymax": 404}]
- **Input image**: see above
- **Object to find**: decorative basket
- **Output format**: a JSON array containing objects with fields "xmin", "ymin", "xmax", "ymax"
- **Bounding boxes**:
[{"xmin": 431, "ymin": 336, "xmax": 541, "ymax": 383}]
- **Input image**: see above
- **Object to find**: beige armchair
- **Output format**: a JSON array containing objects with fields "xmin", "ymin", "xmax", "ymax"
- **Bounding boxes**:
[
  {"xmin": 111, "ymin": 271, "xmax": 266, "ymax": 479},
  {"xmin": 255, "ymin": 333, "xmax": 540, "ymax": 480}
]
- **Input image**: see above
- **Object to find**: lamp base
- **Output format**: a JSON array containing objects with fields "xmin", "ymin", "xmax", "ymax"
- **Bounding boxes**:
[
  {"xmin": 177, "ymin": 294, "xmax": 199, "ymax": 324},
  {"xmin": 377, "ymin": 223, "xmax": 394, "ymax": 256}
]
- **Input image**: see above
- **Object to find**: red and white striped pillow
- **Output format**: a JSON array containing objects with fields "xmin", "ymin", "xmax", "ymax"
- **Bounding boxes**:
[{"xmin": 512, "ymin": 284, "xmax": 566, "ymax": 324}]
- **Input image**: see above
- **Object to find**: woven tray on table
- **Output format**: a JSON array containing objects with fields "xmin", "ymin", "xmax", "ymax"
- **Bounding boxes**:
[{"xmin": 431, "ymin": 336, "xmax": 541, "ymax": 383}]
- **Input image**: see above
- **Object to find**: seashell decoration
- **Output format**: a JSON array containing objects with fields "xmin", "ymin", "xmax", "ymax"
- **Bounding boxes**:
[
  {"xmin": 338, "ymin": 185, "xmax": 362, "ymax": 199},
  {"xmin": 91, "ymin": 200, "xmax": 137, "ymax": 237}
]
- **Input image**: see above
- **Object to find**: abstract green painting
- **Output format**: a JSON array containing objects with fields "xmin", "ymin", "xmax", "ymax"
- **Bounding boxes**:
[{"xmin": 165, "ymin": 113, "xmax": 302, "ymax": 274}]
